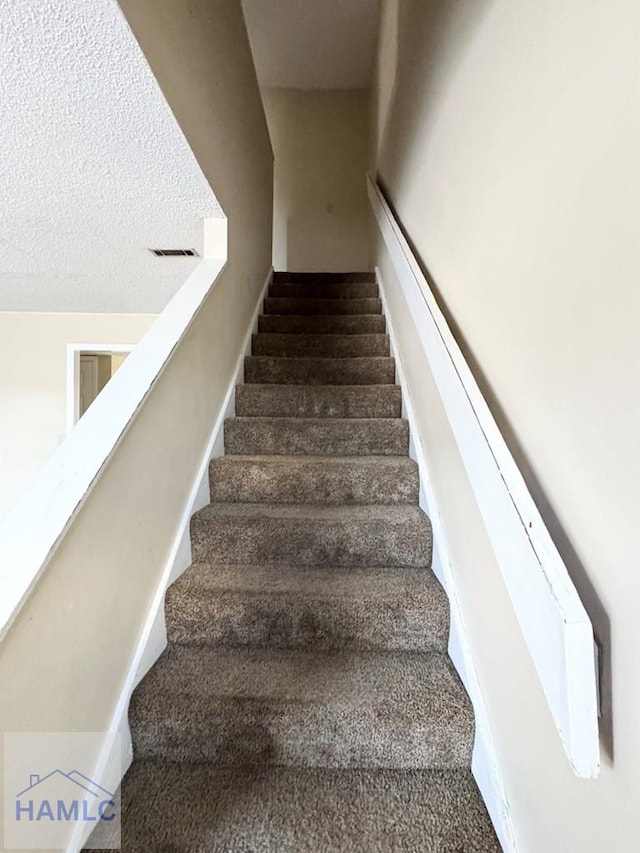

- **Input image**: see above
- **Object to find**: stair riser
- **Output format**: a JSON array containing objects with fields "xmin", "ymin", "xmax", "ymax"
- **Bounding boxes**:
[
  {"xmin": 245, "ymin": 357, "xmax": 395, "ymax": 386},
  {"xmin": 224, "ymin": 419, "xmax": 409, "ymax": 457},
  {"xmin": 269, "ymin": 282, "xmax": 379, "ymax": 299},
  {"xmin": 166, "ymin": 592, "xmax": 448, "ymax": 652},
  {"xmin": 273, "ymin": 272, "xmax": 375, "ymax": 284},
  {"xmin": 252, "ymin": 334, "xmax": 390, "ymax": 358},
  {"xmin": 235, "ymin": 385, "xmax": 403, "ymax": 419},
  {"xmin": 190, "ymin": 513, "xmax": 431, "ymax": 568},
  {"xmin": 258, "ymin": 315, "xmax": 386, "ymax": 334},
  {"xmin": 209, "ymin": 458, "xmax": 419, "ymax": 505},
  {"xmin": 264, "ymin": 297, "xmax": 382, "ymax": 316},
  {"xmin": 131, "ymin": 702, "xmax": 470, "ymax": 769}
]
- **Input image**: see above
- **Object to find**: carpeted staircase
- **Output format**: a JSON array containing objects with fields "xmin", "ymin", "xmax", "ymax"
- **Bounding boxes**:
[{"xmin": 105, "ymin": 272, "xmax": 499, "ymax": 851}]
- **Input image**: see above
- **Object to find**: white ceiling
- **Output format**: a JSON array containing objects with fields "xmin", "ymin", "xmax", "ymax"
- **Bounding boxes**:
[
  {"xmin": 0, "ymin": 0, "xmax": 222, "ymax": 314},
  {"xmin": 242, "ymin": 0, "xmax": 380, "ymax": 90}
]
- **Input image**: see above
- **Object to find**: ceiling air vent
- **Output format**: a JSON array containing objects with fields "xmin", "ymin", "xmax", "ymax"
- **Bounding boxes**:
[{"xmin": 149, "ymin": 248, "xmax": 199, "ymax": 257}]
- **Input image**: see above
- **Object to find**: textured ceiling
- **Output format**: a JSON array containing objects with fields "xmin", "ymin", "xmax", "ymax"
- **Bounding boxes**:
[
  {"xmin": 0, "ymin": 0, "xmax": 221, "ymax": 313},
  {"xmin": 242, "ymin": 0, "xmax": 380, "ymax": 89}
]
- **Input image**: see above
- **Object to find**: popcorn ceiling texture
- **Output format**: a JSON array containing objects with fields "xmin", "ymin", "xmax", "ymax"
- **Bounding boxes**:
[{"xmin": 0, "ymin": 0, "xmax": 222, "ymax": 313}]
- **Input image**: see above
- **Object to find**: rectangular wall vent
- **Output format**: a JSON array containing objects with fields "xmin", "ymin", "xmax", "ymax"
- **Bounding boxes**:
[{"xmin": 148, "ymin": 248, "xmax": 199, "ymax": 257}]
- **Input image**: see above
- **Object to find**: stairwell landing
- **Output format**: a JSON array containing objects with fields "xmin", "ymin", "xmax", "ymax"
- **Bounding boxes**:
[{"xmin": 98, "ymin": 272, "xmax": 499, "ymax": 851}]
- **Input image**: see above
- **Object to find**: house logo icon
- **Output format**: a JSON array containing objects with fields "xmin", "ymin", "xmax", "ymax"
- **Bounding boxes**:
[{"xmin": 15, "ymin": 770, "xmax": 117, "ymax": 824}]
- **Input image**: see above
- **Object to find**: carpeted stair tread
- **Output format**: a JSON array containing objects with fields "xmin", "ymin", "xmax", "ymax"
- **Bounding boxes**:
[
  {"xmin": 166, "ymin": 562, "xmax": 449, "ymax": 651},
  {"xmin": 258, "ymin": 314, "xmax": 386, "ymax": 334},
  {"xmin": 115, "ymin": 267, "xmax": 499, "ymax": 850},
  {"xmin": 264, "ymin": 297, "xmax": 382, "ymax": 316},
  {"xmin": 252, "ymin": 332, "xmax": 390, "ymax": 358},
  {"xmin": 235, "ymin": 383, "xmax": 402, "ymax": 419},
  {"xmin": 269, "ymin": 281, "xmax": 379, "ymax": 299},
  {"xmin": 190, "ymin": 502, "xmax": 432, "ymax": 568},
  {"xmin": 209, "ymin": 455, "xmax": 418, "ymax": 504},
  {"xmin": 92, "ymin": 764, "xmax": 499, "ymax": 853},
  {"xmin": 129, "ymin": 646, "xmax": 474, "ymax": 768},
  {"xmin": 225, "ymin": 417, "xmax": 408, "ymax": 456},
  {"xmin": 245, "ymin": 355, "xmax": 395, "ymax": 385}
]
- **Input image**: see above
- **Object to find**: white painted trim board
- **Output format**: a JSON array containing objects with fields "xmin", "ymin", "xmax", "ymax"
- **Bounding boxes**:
[{"xmin": 368, "ymin": 175, "xmax": 599, "ymax": 778}]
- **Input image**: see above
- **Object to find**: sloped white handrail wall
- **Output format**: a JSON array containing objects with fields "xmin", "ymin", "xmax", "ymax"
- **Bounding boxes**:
[
  {"xmin": 0, "ymin": 257, "xmax": 224, "ymax": 641},
  {"xmin": 368, "ymin": 175, "xmax": 600, "ymax": 778}
]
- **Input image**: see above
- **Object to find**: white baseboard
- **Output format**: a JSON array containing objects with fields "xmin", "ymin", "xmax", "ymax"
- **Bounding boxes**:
[
  {"xmin": 377, "ymin": 267, "xmax": 518, "ymax": 853},
  {"xmin": 69, "ymin": 266, "xmax": 273, "ymax": 852}
]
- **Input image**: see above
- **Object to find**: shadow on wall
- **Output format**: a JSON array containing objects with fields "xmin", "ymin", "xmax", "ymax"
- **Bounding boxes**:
[
  {"xmin": 374, "ymin": 0, "xmax": 613, "ymax": 761},
  {"xmin": 421, "ymin": 261, "xmax": 615, "ymax": 762},
  {"xmin": 264, "ymin": 88, "xmax": 372, "ymax": 273},
  {"xmin": 285, "ymin": 207, "xmax": 370, "ymax": 272},
  {"xmin": 376, "ymin": 0, "xmax": 495, "ymax": 177}
]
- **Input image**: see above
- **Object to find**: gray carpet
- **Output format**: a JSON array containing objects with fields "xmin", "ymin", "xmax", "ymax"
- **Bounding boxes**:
[
  {"xmin": 165, "ymin": 562, "xmax": 450, "ymax": 651},
  {"xmin": 90, "ymin": 271, "xmax": 500, "ymax": 851},
  {"xmin": 91, "ymin": 765, "xmax": 498, "ymax": 852}
]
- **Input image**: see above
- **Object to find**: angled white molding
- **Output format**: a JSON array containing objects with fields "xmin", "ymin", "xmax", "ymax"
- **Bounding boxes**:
[{"xmin": 368, "ymin": 175, "xmax": 600, "ymax": 778}]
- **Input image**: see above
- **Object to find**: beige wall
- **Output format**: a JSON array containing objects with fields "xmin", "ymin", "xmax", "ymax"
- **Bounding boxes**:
[
  {"xmin": 0, "ymin": 313, "xmax": 154, "ymax": 519},
  {"xmin": 263, "ymin": 88, "xmax": 371, "ymax": 271},
  {"xmin": 0, "ymin": 2, "xmax": 272, "ymax": 847},
  {"xmin": 372, "ymin": 0, "xmax": 640, "ymax": 850},
  {"xmin": 110, "ymin": 352, "xmax": 129, "ymax": 374}
]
